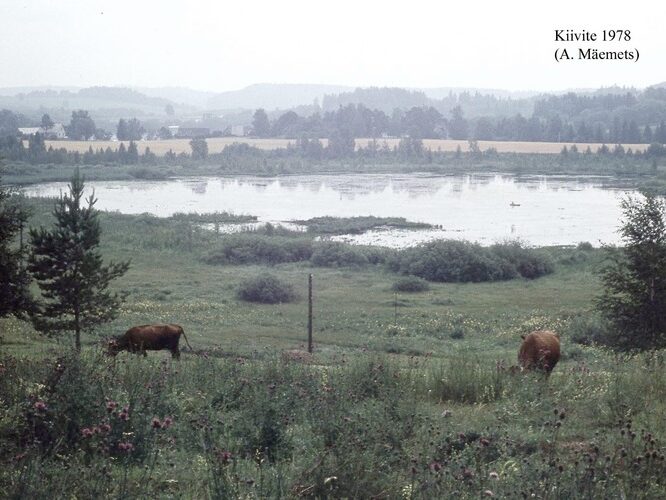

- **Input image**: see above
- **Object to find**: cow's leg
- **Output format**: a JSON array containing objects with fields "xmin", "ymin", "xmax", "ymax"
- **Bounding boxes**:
[{"xmin": 172, "ymin": 348, "xmax": 180, "ymax": 360}]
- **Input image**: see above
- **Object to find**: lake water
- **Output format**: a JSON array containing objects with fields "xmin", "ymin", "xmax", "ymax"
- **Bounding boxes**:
[{"xmin": 22, "ymin": 173, "xmax": 634, "ymax": 247}]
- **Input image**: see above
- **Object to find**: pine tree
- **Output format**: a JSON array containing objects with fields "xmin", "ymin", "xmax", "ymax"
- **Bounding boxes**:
[
  {"xmin": 0, "ymin": 172, "xmax": 31, "ymax": 318},
  {"xmin": 127, "ymin": 141, "xmax": 139, "ymax": 164},
  {"xmin": 28, "ymin": 169, "xmax": 130, "ymax": 350}
]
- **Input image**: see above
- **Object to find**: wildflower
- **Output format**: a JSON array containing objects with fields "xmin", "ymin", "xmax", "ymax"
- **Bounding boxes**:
[
  {"xmin": 162, "ymin": 416, "xmax": 173, "ymax": 429},
  {"xmin": 106, "ymin": 400, "xmax": 117, "ymax": 413},
  {"xmin": 480, "ymin": 438, "xmax": 491, "ymax": 447},
  {"xmin": 218, "ymin": 450, "xmax": 232, "ymax": 464},
  {"xmin": 484, "ymin": 491, "xmax": 495, "ymax": 497},
  {"xmin": 81, "ymin": 428, "xmax": 94, "ymax": 438},
  {"xmin": 33, "ymin": 401, "xmax": 47, "ymax": 412},
  {"xmin": 489, "ymin": 471, "xmax": 499, "ymax": 480},
  {"xmin": 151, "ymin": 417, "xmax": 162, "ymax": 429},
  {"xmin": 117, "ymin": 442, "xmax": 134, "ymax": 453},
  {"xmin": 99, "ymin": 423, "xmax": 111, "ymax": 434},
  {"xmin": 429, "ymin": 461, "xmax": 442, "ymax": 472}
]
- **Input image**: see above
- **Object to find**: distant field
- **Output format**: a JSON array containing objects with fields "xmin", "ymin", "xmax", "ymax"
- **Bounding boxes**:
[
  {"xmin": 40, "ymin": 137, "xmax": 650, "ymax": 155},
  {"xmin": 41, "ymin": 137, "xmax": 295, "ymax": 155}
]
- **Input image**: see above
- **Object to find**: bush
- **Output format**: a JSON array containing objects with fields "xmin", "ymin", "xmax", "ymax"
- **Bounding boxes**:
[
  {"xmin": 310, "ymin": 242, "xmax": 369, "ymax": 267},
  {"xmin": 577, "ymin": 241, "xmax": 594, "ymax": 251},
  {"xmin": 204, "ymin": 235, "xmax": 312, "ymax": 265},
  {"xmin": 490, "ymin": 241, "xmax": 554, "ymax": 279},
  {"xmin": 388, "ymin": 240, "xmax": 500, "ymax": 282},
  {"xmin": 566, "ymin": 314, "xmax": 611, "ymax": 346},
  {"xmin": 389, "ymin": 240, "xmax": 554, "ymax": 283},
  {"xmin": 449, "ymin": 326, "xmax": 465, "ymax": 339},
  {"xmin": 391, "ymin": 276, "xmax": 430, "ymax": 292},
  {"xmin": 236, "ymin": 274, "xmax": 298, "ymax": 304}
]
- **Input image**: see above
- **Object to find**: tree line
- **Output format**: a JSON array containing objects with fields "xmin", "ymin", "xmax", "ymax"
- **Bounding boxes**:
[
  {"xmin": 2, "ymin": 131, "xmax": 666, "ymax": 168},
  {"xmin": 251, "ymin": 103, "xmax": 666, "ymax": 144}
]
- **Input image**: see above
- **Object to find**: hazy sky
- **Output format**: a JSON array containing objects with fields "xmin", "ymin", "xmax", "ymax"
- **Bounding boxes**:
[{"xmin": 1, "ymin": 0, "xmax": 664, "ymax": 92}]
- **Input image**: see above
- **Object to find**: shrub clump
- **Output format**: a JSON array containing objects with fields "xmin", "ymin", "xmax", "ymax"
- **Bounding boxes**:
[
  {"xmin": 566, "ymin": 314, "xmax": 611, "ymax": 346},
  {"xmin": 389, "ymin": 240, "xmax": 554, "ymax": 283},
  {"xmin": 489, "ymin": 241, "xmax": 554, "ymax": 280},
  {"xmin": 310, "ymin": 242, "xmax": 370, "ymax": 267},
  {"xmin": 236, "ymin": 274, "xmax": 298, "ymax": 304},
  {"xmin": 391, "ymin": 276, "xmax": 431, "ymax": 292},
  {"xmin": 204, "ymin": 235, "xmax": 312, "ymax": 265}
]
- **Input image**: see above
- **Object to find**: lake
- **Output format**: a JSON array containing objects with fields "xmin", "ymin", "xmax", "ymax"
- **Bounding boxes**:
[{"xmin": 22, "ymin": 173, "xmax": 633, "ymax": 247}]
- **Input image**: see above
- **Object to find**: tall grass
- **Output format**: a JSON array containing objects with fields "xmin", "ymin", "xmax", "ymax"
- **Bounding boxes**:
[{"xmin": 3, "ymin": 349, "xmax": 666, "ymax": 497}]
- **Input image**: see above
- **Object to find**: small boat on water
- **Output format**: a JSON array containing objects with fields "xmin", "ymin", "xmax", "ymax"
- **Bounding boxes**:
[{"xmin": 510, "ymin": 202, "xmax": 521, "ymax": 207}]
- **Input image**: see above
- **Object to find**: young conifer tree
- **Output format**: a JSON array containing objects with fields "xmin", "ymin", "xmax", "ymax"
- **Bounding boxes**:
[
  {"xmin": 28, "ymin": 168, "xmax": 130, "ymax": 351},
  {"xmin": 597, "ymin": 194, "xmax": 666, "ymax": 351},
  {"xmin": 0, "ymin": 172, "xmax": 31, "ymax": 318}
]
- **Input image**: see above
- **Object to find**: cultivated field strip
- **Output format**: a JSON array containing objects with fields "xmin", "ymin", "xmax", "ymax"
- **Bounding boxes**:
[{"xmin": 36, "ymin": 137, "xmax": 650, "ymax": 155}]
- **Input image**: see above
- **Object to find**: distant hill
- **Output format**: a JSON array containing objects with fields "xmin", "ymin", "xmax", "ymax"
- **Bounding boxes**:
[
  {"xmin": 0, "ymin": 86, "xmax": 199, "ymax": 127},
  {"xmin": 0, "ymin": 86, "xmax": 81, "ymax": 97},
  {"xmin": 207, "ymin": 83, "xmax": 353, "ymax": 111},
  {"xmin": 135, "ymin": 86, "xmax": 216, "ymax": 108}
]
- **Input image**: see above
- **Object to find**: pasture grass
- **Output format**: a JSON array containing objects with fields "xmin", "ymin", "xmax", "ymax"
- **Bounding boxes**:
[{"xmin": 2, "ymin": 200, "xmax": 666, "ymax": 497}]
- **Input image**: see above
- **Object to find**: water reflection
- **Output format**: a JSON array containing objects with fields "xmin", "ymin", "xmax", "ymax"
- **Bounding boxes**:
[{"xmin": 22, "ymin": 173, "xmax": 631, "ymax": 247}]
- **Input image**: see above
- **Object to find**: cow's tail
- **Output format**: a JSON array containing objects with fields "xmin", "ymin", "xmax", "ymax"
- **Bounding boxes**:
[{"xmin": 180, "ymin": 327, "xmax": 193, "ymax": 351}]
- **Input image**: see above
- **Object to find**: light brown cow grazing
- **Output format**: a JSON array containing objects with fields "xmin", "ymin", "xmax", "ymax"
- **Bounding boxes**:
[
  {"xmin": 107, "ymin": 324, "xmax": 192, "ymax": 359},
  {"xmin": 518, "ymin": 330, "xmax": 560, "ymax": 374}
]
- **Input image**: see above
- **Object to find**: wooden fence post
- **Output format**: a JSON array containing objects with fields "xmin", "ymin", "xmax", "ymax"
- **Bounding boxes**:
[{"xmin": 308, "ymin": 274, "xmax": 313, "ymax": 354}]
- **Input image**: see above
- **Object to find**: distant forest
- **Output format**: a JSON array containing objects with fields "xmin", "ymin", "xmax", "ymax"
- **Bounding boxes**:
[
  {"xmin": 1, "ymin": 85, "xmax": 666, "ymax": 146},
  {"xmin": 253, "ymin": 87, "xmax": 666, "ymax": 144}
]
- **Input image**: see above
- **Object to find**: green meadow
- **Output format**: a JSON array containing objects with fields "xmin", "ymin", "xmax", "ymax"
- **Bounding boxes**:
[{"xmin": 2, "ymin": 198, "xmax": 666, "ymax": 498}]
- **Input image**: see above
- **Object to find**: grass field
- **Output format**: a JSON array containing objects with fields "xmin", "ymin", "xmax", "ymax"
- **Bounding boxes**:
[
  {"xmin": 36, "ymin": 137, "xmax": 650, "ymax": 155},
  {"xmin": 2, "ymin": 200, "xmax": 666, "ymax": 497}
]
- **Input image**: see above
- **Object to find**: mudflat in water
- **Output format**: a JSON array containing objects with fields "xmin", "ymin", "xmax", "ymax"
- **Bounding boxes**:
[{"xmin": 23, "ymin": 173, "xmax": 632, "ymax": 247}]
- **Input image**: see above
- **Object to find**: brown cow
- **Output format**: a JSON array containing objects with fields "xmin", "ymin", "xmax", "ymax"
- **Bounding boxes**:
[
  {"xmin": 518, "ymin": 330, "xmax": 560, "ymax": 374},
  {"xmin": 107, "ymin": 324, "xmax": 192, "ymax": 359}
]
